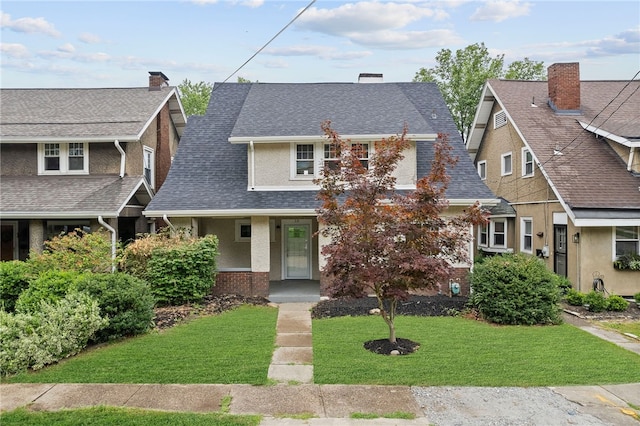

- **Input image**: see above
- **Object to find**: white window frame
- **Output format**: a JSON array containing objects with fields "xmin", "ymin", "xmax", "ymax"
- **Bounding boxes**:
[
  {"xmin": 290, "ymin": 143, "xmax": 316, "ymax": 180},
  {"xmin": 494, "ymin": 110, "xmax": 507, "ymax": 129},
  {"xmin": 521, "ymin": 217, "xmax": 533, "ymax": 253},
  {"xmin": 235, "ymin": 219, "xmax": 252, "ymax": 242},
  {"xmin": 477, "ymin": 160, "xmax": 487, "ymax": 180},
  {"xmin": 38, "ymin": 142, "xmax": 89, "ymax": 175},
  {"xmin": 522, "ymin": 148, "xmax": 534, "ymax": 177},
  {"xmin": 478, "ymin": 222, "xmax": 488, "ymax": 247},
  {"xmin": 143, "ymin": 146, "xmax": 155, "ymax": 189},
  {"xmin": 613, "ymin": 226, "xmax": 639, "ymax": 259},
  {"xmin": 490, "ymin": 219, "xmax": 507, "ymax": 248},
  {"xmin": 501, "ymin": 152, "xmax": 512, "ymax": 176},
  {"xmin": 323, "ymin": 142, "xmax": 370, "ymax": 172}
]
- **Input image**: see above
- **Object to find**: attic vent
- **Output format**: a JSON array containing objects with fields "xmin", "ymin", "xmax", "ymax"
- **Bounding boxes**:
[{"xmin": 494, "ymin": 110, "xmax": 507, "ymax": 129}]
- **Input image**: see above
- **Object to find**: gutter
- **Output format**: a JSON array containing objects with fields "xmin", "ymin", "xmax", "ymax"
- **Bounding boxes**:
[
  {"xmin": 97, "ymin": 216, "xmax": 117, "ymax": 273},
  {"xmin": 114, "ymin": 139, "xmax": 126, "ymax": 178},
  {"xmin": 249, "ymin": 141, "xmax": 255, "ymax": 190}
]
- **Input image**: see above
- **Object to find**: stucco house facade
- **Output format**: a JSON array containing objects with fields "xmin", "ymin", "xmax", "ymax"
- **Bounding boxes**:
[
  {"xmin": 0, "ymin": 72, "xmax": 186, "ymax": 261},
  {"xmin": 466, "ymin": 62, "xmax": 640, "ymax": 296},
  {"xmin": 144, "ymin": 75, "xmax": 497, "ymax": 297}
]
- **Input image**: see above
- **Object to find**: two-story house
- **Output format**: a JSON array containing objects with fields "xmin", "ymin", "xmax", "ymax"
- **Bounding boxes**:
[
  {"xmin": 0, "ymin": 72, "xmax": 186, "ymax": 262},
  {"xmin": 144, "ymin": 75, "xmax": 498, "ymax": 298},
  {"xmin": 467, "ymin": 62, "xmax": 640, "ymax": 296}
]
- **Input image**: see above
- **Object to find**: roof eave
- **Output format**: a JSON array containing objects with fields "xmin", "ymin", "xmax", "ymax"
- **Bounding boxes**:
[
  {"xmin": 229, "ymin": 134, "xmax": 438, "ymax": 144},
  {"xmin": 1, "ymin": 136, "xmax": 142, "ymax": 143}
]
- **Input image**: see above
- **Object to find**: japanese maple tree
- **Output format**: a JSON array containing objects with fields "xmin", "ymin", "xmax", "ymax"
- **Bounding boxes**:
[{"xmin": 316, "ymin": 121, "xmax": 487, "ymax": 344}]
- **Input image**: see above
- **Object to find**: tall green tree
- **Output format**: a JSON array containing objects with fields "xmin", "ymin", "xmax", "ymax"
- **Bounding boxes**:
[
  {"xmin": 414, "ymin": 43, "xmax": 544, "ymax": 143},
  {"xmin": 178, "ymin": 79, "xmax": 213, "ymax": 116},
  {"xmin": 505, "ymin": 58, "xmax": 547, "ymax": 80},
  {"xmin": 316, "ymin": 121, "xmax": 486, "ymax": 345}
]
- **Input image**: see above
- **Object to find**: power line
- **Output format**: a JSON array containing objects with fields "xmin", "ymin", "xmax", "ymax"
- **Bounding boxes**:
[{"xmin": 211, "ymin": 0, "xmax": 317, "ymax": 93}]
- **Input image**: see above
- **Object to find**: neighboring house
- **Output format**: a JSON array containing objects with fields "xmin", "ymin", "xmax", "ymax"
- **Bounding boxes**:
[
  {"xmin": 467, "ymin": 62, "xmax": 640, "ymax": 296},
  {"xmin": 0, "ymin": 72, "xmax": 186, "ymax": 261},
  {"xmin": 144, "ymin": 74, "xmax": 498, "ymax": 297}
]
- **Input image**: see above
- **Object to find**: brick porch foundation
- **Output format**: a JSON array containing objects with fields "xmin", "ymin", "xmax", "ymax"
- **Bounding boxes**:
[{"xmin": 212, "ymin": 271, "xmax": 269, "ymax": 297}]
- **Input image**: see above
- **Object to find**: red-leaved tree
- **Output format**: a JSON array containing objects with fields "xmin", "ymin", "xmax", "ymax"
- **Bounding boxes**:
[{"xmin": 316, "ymin": 121, "xmax": 487, "ymax": 344}]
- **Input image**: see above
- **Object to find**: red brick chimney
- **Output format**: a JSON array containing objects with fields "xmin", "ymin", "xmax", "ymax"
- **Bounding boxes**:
[
  {"xmin": 148, "ymin": 71, "xmax": 169, "ymax": 91},
  {"xmin": 548, "ymin": 63, "xmax": 580, "ymax": 112}
]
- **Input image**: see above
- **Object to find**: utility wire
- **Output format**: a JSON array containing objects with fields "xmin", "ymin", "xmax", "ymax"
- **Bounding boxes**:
[{"xmin": 210, "ymin": 0, "xmax": 317, "ymax": 93}]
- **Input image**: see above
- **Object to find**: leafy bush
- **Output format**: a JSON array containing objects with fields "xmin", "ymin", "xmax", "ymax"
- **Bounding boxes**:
[
  {"xmin": 0, "ymin": 291, "xmax": 107, "ymax": 376},
  {"xmin": 146, "ymin": 235, "xmax": 219, "ymax": 305},
  {"xmin": 120, "ymin": 232, "xmax": 175, "ymax": 280},
  {"xmin": 0, "ymin": 261, "xmax": 32, "ymax": 313},
  {"xmin": 553, "ymin": 275, "xmax": 573, "ymax": 296},
  {"xmin": 584, "ymin": 291, "xmax": 607, "ymax": 312},
  {"xmin": 613, "ymin": 252, "xmax": 640, "ymax": 270},
  {"xmin": 565, "ymin": 289, "xmax": 585, "ymax": 306},
  {"xmin": 27, "ymin": 229, "xmax": 118, "ymax": 274},
  {"xmin": 469, "ymin": 253, "xmax": 562, "ymax": 325},
  {"xmin": 14, "ymin": 270, "xmax": 83, "ymax": 313},
  {"xmin": 75, "ymin": 273, "xmax": 156, "ymax": 341},
  {"xmin": 635, "ymin": 292, "xmax": 640, "ymax": 304},
  {"xmin": 606, "ymin": 295, "xmax": 629, "ymax": 312}
]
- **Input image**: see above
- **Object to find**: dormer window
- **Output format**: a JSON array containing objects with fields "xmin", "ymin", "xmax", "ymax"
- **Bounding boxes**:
[
  {"xmin": 324, "ymin": 142, "xmax": 369, "ymax": 171},
  {"xmin": 38, "ymin": 143, "xmax": 88, "ymax": 175},
  {"xmin": 295, "ymin": 144, "xmax": 315, "ymax": 177}
]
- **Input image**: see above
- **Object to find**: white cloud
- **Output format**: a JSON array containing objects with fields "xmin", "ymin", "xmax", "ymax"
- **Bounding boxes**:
[
  {"xmin": 264, "ymin": 45, "xmax": 372, "ymax": 60},
  {"xmin": 0, "ymin": 11, "xmax": 61, "ymax": 37},
  {"xmin": 190, "ymin": 0, "xmax": 264, "ymax": 6},
  {"xmin": 78, "ymin": 33, "xmax": 104, "ymax": 44},
  {"xmin": 57, "ymin": 43, "xmax": 75, "ymax": 53},
  {"xmin": 470, "ymin": 0, "xmax": 531, "ymax": 23},
  {"xmin": 0, "ymin": 42, "xmax": 30, "ymax": 58},
  {"xmin": 586, "ymin": 28, "xmax": 640, "ymax": 57},
  {"xmin": 348, "ymin": 29, "xmax": 463, "ymax": 49}
]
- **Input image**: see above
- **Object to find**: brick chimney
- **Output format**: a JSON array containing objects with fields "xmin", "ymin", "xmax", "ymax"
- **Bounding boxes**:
[
  {"xmin": 358, "ymin": 73, "xmax": 383, "ymax": 83},
  {"xmin": 148, "ymin": 71, "xmax": 169, "ymax": 91},
  {"xmin": 547, "ymin": 63, "xmax": 580, "ymax": 113}
]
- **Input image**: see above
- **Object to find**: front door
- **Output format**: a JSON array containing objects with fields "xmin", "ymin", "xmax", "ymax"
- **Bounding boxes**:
[
  {"xmin": 283, "ymin": 222, "xmax": 311, "ymax": 279},
  {"xmin": 554, "ymin": 225, "xmax": 567, "ymax": 277}
]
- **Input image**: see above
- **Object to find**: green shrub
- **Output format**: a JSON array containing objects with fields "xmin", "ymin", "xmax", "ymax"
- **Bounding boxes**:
[
  {"xmin": 635, "ymin": 292, "xmax": 640, "ymax": 304},
  {"xmin": 0, "ymin": 291, "xmax": 107, "ymax": 376},
  {"xmin": 146, "ymin": 235, "xmax": 219, "ymax": 305},
  {"xmin": 606, "ymin": 295, "xmax": 629, "ymax": 312},
  {"xmin": 0, "ymin": 261, "xmax": 32, "ymax": 313},
  {"xmin": 565, "ymin": 289, "xmax": 585, "ymax": 306},
  {"xmin": 120, "ymin": 232, "xmax": 175, "ymax": 280},
  {"xmin": 27, "ymin": 229, "xmax": 119, "ymax": 274},
  {"xmin": 15, "ymin": 270, "xmax": 83, "ymax": 313},
  {"xmin": 469, "ymin": 253, "xmax": 562, "ymax": 325},
  {"xmin": 75, "ymin": 273, "xmax": 156, "ymax": 341},
  {"xmin": 584, "ymin": 291, "xmax": 607, "ymax": 312},
  {"xmin": 553, "ymin": 275, "xmax": 572, "ymax": 296}
]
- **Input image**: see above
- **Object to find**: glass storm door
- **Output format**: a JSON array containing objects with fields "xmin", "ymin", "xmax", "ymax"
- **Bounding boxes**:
[
  {"xmin": 554, "ymin": 225, "xmax": 567, "ymax": 277},
  {"xmin": 284, "ymin": 223, "xmax": 311, "ymax": 279}
]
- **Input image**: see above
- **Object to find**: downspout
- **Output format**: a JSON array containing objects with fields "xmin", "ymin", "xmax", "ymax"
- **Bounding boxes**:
[
  {"xmin": 162, "ymin": 214, "xmax": 176, "ymax": 233},
  {"xmin": 98, "ymin": 216, "xmax": 117, "ymax": 273},
  {"xmin": 114, "ymin": 139, "xmax": 126, "ymax": 178},
  {"xmin": 249, "ymin": 141, "xmax": 255, "ymax": 190}
]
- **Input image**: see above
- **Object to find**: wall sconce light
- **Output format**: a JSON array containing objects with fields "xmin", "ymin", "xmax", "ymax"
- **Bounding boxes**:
[
  {"xmin": 573, "ymin": 233, "xmax": 580, "ymax": 243},
  {"xmin": 536, "ymin": 231, "xmax": 544, "ymax": 237}
]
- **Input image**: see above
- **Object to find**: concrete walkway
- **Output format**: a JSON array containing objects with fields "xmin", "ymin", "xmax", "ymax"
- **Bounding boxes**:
[{"xmin": 1, "ymin": 304, "xmax": 639, "ymax": 425}]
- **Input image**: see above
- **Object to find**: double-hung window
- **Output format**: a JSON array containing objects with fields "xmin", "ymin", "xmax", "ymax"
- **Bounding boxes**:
[
  {"xmin": 38, "ymin": 142, "xmax": 88, "ymax": 174},
  {"xmin": 491, "ymin": 219, "xmax": 506, "ymax": 247},
  {"xmin": 295, "ymin": 144, "xmax": 315, "ymax": 177},
  {"xmin": 477, "ymin": 160, "xmax": 487, "ymax": 180},
  {"xmin": 501, "ymin": 152, "xmax": 512, "ymax": 176},
  {"xmin": 323, "ymin": 142, "xmax": 370, "ymax": 171},
  {"xmin": 478, "ymin": 222, "xmax": 488, "ymax": 246},
  {"xmin": 522, "ymin": 148, "xmax": 534, "ymax": 177},
  {"xmin": 143, "ymin": 146, "xmax": 155, "ymax": 189},
  {"xmin": 615, "ymin": 226, "xmax": 639, "ymax": 257},
  {"xmin": 521, "ymin": 218, "xmax": 533, "ymax": 253}
]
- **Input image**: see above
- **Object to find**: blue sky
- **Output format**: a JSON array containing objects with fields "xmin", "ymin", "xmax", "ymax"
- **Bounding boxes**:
[{"xmin": 1, "ymin": 0, "xmax": 639, "ymax": 88}]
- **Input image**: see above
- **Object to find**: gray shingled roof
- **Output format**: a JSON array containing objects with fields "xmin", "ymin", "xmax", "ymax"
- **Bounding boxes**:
[
  {"xmin": 0, "ymin": 87, "xmax": 185, "ymax": 141},
  {"xmin": 0, "ymin": 176, "xmax": 151, "ymax": 218},
  {"xmin": 485, "ymin": 79, "xmax": 640, "ymax": 211},
  {"xmin": 146, "ymin": 82, "xmax": 496, "ymax": 215}
]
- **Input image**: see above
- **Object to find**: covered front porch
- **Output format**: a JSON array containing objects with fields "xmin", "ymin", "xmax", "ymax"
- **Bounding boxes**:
[{"xmin": 268, "ymin": 280, "xmax": 321, "ymax": 303}]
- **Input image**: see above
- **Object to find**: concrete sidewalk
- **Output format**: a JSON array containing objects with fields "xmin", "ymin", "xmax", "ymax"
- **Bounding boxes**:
[{"xmin": 1, "ymin": 303, "xmax": 639, "ymax": 425}]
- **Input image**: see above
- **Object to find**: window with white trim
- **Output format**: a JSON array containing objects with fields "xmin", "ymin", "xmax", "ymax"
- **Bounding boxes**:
[
  {"xmin": 235, "ymin": 219, "xmax": 251, "ymax": 242},
  {"xmin": 494, "ymin": 110, "xmax": 507, "ymax": 129},
  {"xmin": 143, "ymin": 146, "xmax": 155, "ymax": 189},
  {"xmin": 501, "ymin": 152, "xmax": 512, "ymax": 176},
  {"xmin": 38, "ymin": 143, "xmax": 88, "ymax": 174},
  {"xmin": 477, "ymin": 160, "xmax": 487, "ymax": 180},
  {"xmin": 478, "ymin": 222, "xmax": 488, "ymax": 247},
  {"xmin": 295, "ymin": 144, "xmax": 315, "ymax": 177},
  {"xmin": 323, "ymin": 142, "xmax": 370, "ymax": 171},
  {"xmin": 615, "ymin": 226, "xmax": 639, "ymax": 257},
  {"xmin": 522, "ymin": 148, "xmax": 534, "ymax": 177},
  {"xmin": 491, "ymin": 219, "xmax": 506, "ymax": 247},
  {"xmin": 521, "ymin": 218, "xmax": 533, "ymax": 253}
]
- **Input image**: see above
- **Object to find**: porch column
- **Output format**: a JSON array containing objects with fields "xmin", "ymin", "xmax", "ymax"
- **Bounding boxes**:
[
  {"xmin": 29, "ymin": 219, "xmax": 44, "ymax": 255},
  {"xmin": 250, "ymin": 216, "xmax": 270, "ymax": 296}
]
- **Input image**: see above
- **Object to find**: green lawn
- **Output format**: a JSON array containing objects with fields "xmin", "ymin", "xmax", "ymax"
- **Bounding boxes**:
[
  {"xmin": 598, "ymin": 321, "xmax": 640, "ymax": 338},
  {"xmin": 313, "ymin": 315, "xmax": 640, "ymax": 386},
  {"xmin": 3, "ymin": 305, "xmax": 278, "ymax": 384},
  {"xmin": 1, "ymin": 406, "xmax": 260, "ymax": 426}
]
